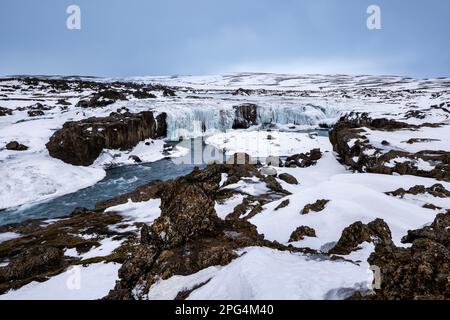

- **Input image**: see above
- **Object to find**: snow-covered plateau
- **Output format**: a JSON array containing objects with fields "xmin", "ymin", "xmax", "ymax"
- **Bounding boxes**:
[{"xmin": 0, "ymin": 73, "xmax": 449, "ymax": 300}]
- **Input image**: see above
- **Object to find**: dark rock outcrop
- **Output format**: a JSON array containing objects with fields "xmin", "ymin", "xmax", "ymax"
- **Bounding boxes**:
[
  {"xmin": 278, "ymin": 173, "xmax": 299, "ymax": 185},
  {"xmin": 232, "ymin": 88, "xmax": 252, "ymax": 96},
  {"xmin": 285, "ymin": 149, "xmax": 322, "ymax": 168},
  {"xmin": 289, "ymin": 226, "xmax": 316, "ymax": 242},
  {"xmin": 46, "ymin": 111, "xmax": 167, "ymax": 166},
  {"xmin": 0, "ymin": 107, "xmax": 12, "ymax": 116},
  {"xmin": 301, "ymin": 199, "xmax": 329, "ymax": 215},
  {"xmin": 233, "ymin": 104, "xmax": 258, "ymax": 129},
  {"xmin": 330, "ymin": 112, "xmax": 450, "ymax": 182},
  {"xmin": 76, "ymin": 90, "xmax": 128, "ymax": 109},
  {"xmin": 5, "ymin": 141, "xmax": 28, "ymax": 151},
  {"xmin": 329, "ymin": 219, "xmax": 393, "ymax": 255},
  {"xmin": 362, "ymin": 212, "xmax": 450, "ymax": 300}
]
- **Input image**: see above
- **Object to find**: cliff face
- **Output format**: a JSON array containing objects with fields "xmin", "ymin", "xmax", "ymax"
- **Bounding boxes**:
[{"xmin": 46, "ymin": 111, "xmax": 167, "ymax": 166}]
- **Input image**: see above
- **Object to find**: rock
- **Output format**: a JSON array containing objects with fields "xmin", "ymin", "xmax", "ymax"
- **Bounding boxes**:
[
  {"xmin": 0, "ymin": 107, "xmax": 13, "ymax": 116},
  {"xmin": 386, "ymin": 184, "xmax": 450, "ymax": 198},
  {"xmin": 129, "ymin": 155, "xmax": 142, "ymax": 163},
  {"xmin": 329, "ymin": 112, "xmax": 450, "ymax": 182},
  {"xmin": 260, "ymin": 167, "xmax": 277, "ymax": 177},
  {"xmin": 76, "ymin": 90, "xmax": 128, "ymax": 109},
  {"xmin": 308, "ymin": 132, "xmax": 319, "ymax": 139},
  {"xmin": 275, "ymin": 199, "xmax": 290, "ymax": 211},
  {"xmin": 232, "ymin": 88, "xmax": 252, "ymax": 96},
  {"xmin": 56, "ymin": 99, "xmax": 71, "ymax": 106},
  {"xmin": 289, "ymin": 226, "xmax": 316, "ymax": 242},
  {"xmin": 285, "ymin": 149, "xmax": 322, "ymax": 168},
  {"xmin": 329, "ymin": 219, "xmax": 393, "ymax": 255},
  {"xmin": 46, "ymin": 111, "xmax": 167, "ymax": 166},
  {"xmin": 27, "ymin": 110, "xmax": 44, "ymax": 117},
  {"xmin": 261, "ymin": 175, "xmax": 290, "ymax": 194},
  {"xmin": 0, "ymin": 247, "xmax": 64, "ymax": 284},
  {"xmin": 149, "ymin": 167, "xmax": 222, "ymax": 248},
  {"xmin": 163, "ymin": 88, "xmax": 176, "ymax": 97},
  {"xmin": 232, "ymin": 104, "xmax": 258, "ymax": 129},
  {"xmin": 5, "ymin": 141, "xmax": 28, "ymax": 151},
  {"xmin": 301, "ymin": 199, "xmax": 329, "ymax": 215},
  {"xmin": 278, "ymin": 173, "xmax": 298, "ymax": 185},
  {"xmin": 133, "ymin": 90, "xmax": 156, "ymax": 99},
  {"xmin": 363, "ymin": 212, "xmax": 450, "ymax": 300}
]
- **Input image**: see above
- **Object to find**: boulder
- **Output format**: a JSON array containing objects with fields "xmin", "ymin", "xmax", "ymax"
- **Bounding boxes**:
[
  {"xmin": 289, "ymin": 226, "xmax": 316, "ymax": 242},
  {"xmin": 5, "ymin": 141, "xmax": 28, "ymax": 151},
  {"xmin": 0, "ymin": 107, "xmax": 12, "ymax": 116},
  {"xmin": 46, "ymin": 111, "xmax": 167, "ymax": 166},
  {"xmin": 278, "ymin": 173, "xmax": 298, "ymax": 185},
  {"xmin": 76, "ymin": 90, "xmax": 128, "ymax": 109},
  {"xmin": 301, "ymin": 199, "xmax": 329, "ymax": 215}
]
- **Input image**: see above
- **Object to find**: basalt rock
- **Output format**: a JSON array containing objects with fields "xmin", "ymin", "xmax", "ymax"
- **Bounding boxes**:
[
  {"xmin": 76, "ymin": 90, "xmax": 128, "ymax": 108},
  {"xmin": 232, "ymin": 88, "xmax": 252, "ymax": 96},
  {"xmin": 46, "ymin": 111, "xmax": 167, "ymax": 166},
  {"xmin": 386, "ymin": 184, "xmax": 450, "ymax": 198},
  {"xmin": 5, "ymin": 141, "xmax": 28, "ymax": 151},
  {"xmin": 0, "ymin": 107, "xmax": 12, "ymax": 116},
  {"xmin": 233, "ymin": 104, "xmax": 258, "ymax": 129},
  {"xmin": 285, "ymin": 149, "xmax": 322, "ymax": 168},
  {"xmin": 330, "ymin": 112, "xmax": 450, "ymax": 182},
  {"xmin": 278, "ymin": 173, "xmax": 299, "ymax": 185},
  {"xmin": 301, "ymin": 199, "xmax": 329, "ymax": 215},
  {"xmin": 329, "ymin": 219, "xmax": 393, "ymax": 255},
  {"xmin": 289, "ymin": 226, "xmax": 316, "ymax": 242},
  {"xmin": 362, "ymin": 212, "xmax": 450, "ymax": 300}
]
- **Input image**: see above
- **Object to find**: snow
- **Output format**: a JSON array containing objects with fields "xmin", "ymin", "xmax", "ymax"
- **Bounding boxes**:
[
  {"xmin": 64, "ymin": 238, "xmax": 123, "ymax": 260},
  {"xmin": 215, "ymin": 194, "xmax": 246, "ymax": 220},
  {"xmin": 206, "ymin": 131, "xmax": 331, "ymax": 159},
  {"xmin": 147, "ymin": 247, "xmax": 373, "ymax": 300},
  {"xmin": 250, "ymin": 152, "xmax": 450, "ymax": 250},
  {"xmin": 93, "ymin": 139, "xmax": 188, "ymax": 167},
  {"xmin": 105, "ymin": 198, "xmax": 162, "ymax": 225},
  {"xmin": 223, "ymin": 177, "xmax": 270, "ymax": 197},
  {"xmin": 0, "ymin": 232, "xmax": 21, "ymax": 244},
  {"xmin": 0, "ymin": 262, "xmax": 120, "ymax": 300},
  {"xmin": 0, "ymin": 155, "xmax": 105, "ymax": 210}
]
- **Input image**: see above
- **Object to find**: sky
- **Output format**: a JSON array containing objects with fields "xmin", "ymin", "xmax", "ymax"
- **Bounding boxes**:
[{"xmin": 0, "ymin": 0, "xmax": 449, "ymax": 78}]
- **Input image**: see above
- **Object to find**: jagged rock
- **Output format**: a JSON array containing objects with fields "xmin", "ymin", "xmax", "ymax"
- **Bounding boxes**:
[
  {"xmin": 289, "ymin": 226, "xmax": 316, "ymax": 242},
  {"xmin": 301, "ymin": 199, "xmax": 329, "ymax": 215},
  {"xmin": 329, "ymin": 112, "xmax": 450, "ymax": 182},
  {"xmin": 278, "ymin": 173, "xmax": 298, "ymax": 185},
  {"xmin": 27, "ymin": 110, "xmax": 44, "ymax": 117},
  {"xmin": 285, "ymin": 149, "xmax": 322, "ymax": 168},
  {"xmin": 275, "ymin": 199, "xmax": 290, "ymax": 211},
  {"xmin": 0, "ymin": 107, "xmax": 12, "ymax": 116},
  {"xmin": 362, "ymin": 212, "xmax": 450, "ymax": 300},
  {"xmin": 163, "ymin": 88, "xmax": 176, "ymax": 97},
  {"xmin": 46, "ymin": 111, "xmax": 167, "ymax": 166},
  {"xmin": 76, "ymin": 90, "xmax": 127, "ymax": 108},
  {"xmin": 5, "ymin": 141, "xmax": 28, "ymax": 151},
  {"xmin": 0, "ymin": 247, "xmax": 64, "ymax": 284},
  {"xmin": 261, "ymin": 175, "xmax": 290, "ymax": 194},
  {"xmin": 329, "ymin": 219, "xmax": 393, "ymax": 255},
  {"xmin": 133, "ymin": 90, "xmax": 156, "ymax": 99},
  {"xmin": 232, "ymin": 104, "xmax": 258, "ymax": 129},
  {"xmin": 387, "ymin": 184, "xmax": 450, "ymax": 198},
  {"xmin": 148, "ymin": 167, "xmax": 222, "ymax": 249}
]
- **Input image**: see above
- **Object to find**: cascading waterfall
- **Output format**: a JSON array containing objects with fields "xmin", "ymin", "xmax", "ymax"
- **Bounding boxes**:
[{"xmin": 164, "ymin": 103, "xmax": 339, "ymax": 140}]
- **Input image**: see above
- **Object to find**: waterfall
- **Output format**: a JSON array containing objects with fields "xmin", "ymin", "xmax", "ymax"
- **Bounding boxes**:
[{"xmin": 164, "ymin": 103, "xmax": 339, "ymax": 140}]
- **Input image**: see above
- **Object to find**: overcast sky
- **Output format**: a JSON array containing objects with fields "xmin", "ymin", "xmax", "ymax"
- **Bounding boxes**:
[{"xmin": 1, "ymin": 0, "xmax": 449, "ymax": 78}]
